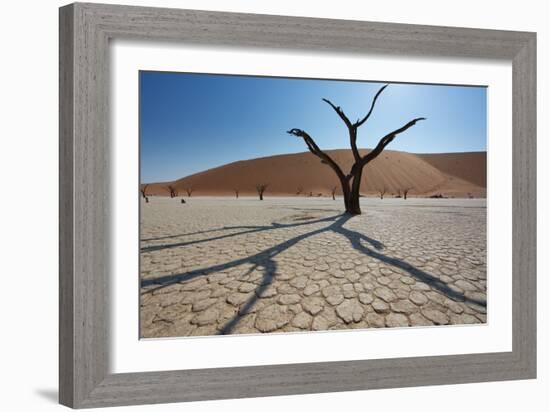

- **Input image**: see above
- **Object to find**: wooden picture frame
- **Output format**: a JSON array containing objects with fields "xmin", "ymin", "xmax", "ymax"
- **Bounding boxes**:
[{"xmin": 59, "ymin": 2, "xmax": 536, "ymax": 408}]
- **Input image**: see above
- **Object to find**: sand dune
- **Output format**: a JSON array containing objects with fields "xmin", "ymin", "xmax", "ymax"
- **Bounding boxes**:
[
  {"xmin": 144, "ymin": 149, "xmax": 486, "ymax": 198},
  {"xmin": 417, "ymin": 152, "xmax": 486, "ymax": 188}
]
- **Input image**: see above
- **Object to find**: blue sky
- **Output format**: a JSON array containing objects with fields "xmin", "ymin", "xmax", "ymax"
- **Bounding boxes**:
[{"xmin": 140, "ymin": 71, "xmax": 486, "ymax": 183}]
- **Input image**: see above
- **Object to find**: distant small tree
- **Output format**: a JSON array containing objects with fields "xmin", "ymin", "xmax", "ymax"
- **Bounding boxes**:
[
  {"xmin": 378, "ymin": 185, "xmax": 387, "ymax": 200},
  {"xmin": 296, "ymin": 186, "xmax": 304, "ymax": 195},
  {"xmin": 403, "ymin": 187, "xmax": 413, "ymax": 200},
  {"xmin": 140, "ymin": 184, "xmax": 148, "ymax": 199},
  {"xmin": 331, "ymin": 186, "xmax": 337, "ymax": 200},
  {"xmin": 234, "ymin": 188, "xmax": 239, "ymax": 199},
  {"xmin": 256, "ymin": 184, "xmax": 268, "ymax": 200},
  {"xmin": 395, "ymin": 189, "xmax": 402, "ymax": 198},
  {"xmin": 140, "ymin": 184, "xmax": 149, "ymax": 203},
  {"xmin": 166, "ymin": 185, "xmax": 177, "ymax": 198},
  {"xmin": 185, "ymin": 187, "xmax": 194, "ymax": 197}
]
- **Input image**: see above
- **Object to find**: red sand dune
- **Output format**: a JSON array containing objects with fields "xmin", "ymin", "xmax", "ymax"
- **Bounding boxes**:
[{"xmin": 144, "ymin": 149, "xmax": 486, "ymax": 198}]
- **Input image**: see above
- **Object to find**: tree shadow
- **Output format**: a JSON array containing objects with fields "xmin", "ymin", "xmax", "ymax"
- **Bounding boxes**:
[
  {"xmin": 140, "ymin": 214, "xmax": 340, "ymax": 253},
  {"xmin": 141, "ymin": 227, "xmax": 240, "ymax": 242},
  {"xmin": 141, "ymin": 213, "xmax": 485, "ymax": 335},
  {"xmin": 141, "ymin": 215, "xmax": 343, "ymax": 293},
  {"xmin": 331, "ymin": 215, "xmax": 485, "ymax": 306},
  {"xmin": 268, "ymin": 206, "xmax": 343, "ymax": 213}
]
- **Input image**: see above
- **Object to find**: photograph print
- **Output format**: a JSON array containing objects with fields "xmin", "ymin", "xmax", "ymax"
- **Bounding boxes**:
[{"xmin": 139, "ymin": 72, "xmax": 487, "ymax": 338}]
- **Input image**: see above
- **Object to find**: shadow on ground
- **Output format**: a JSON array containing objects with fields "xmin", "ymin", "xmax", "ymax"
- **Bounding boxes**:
[{"xmin": 141, "ymin": 213, "xmax": 486, "ymax": 335}]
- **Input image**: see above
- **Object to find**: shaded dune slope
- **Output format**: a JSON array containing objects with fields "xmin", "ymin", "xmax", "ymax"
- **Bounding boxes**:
[{"xmin": 417, "ymin": 152, "xmax": 486, "ymax": 188}]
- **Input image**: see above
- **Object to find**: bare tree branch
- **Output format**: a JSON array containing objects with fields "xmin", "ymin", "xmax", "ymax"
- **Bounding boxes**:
[
  {"xmin": 323, "ymin": 98, "xmax": 360, "ymax": 162},
  {"xmin": 323, "ymin": 84, "xmax": 389, "ymax": 163},
  {"xmin": 355, "ymin": 84, "xmax": 389, "ymax": 127},
  {"xmin": 322, "ymin": 98, "xmax": 352, "ymax": 129},
  {"xmin": 357, "ymin": 117, "xmax": 426, "ymax": 169},
  {"xmin": 287, "ymin": 128, "xmax": 347, "ymax": 182}
]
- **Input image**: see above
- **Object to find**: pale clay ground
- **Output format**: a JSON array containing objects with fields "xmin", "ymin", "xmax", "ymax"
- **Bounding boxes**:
[{"xmin": 140, "ymin": 197, "xmax": 487, "ymax": 338}]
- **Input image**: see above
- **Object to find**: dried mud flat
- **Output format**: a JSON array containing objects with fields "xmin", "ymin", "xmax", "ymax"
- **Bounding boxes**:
[{"xmin": 140, "ymin": 197, "xmax": 487, "ymax": 338}]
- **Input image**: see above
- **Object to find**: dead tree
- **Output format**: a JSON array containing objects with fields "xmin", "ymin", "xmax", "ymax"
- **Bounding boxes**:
[
  {"xmin": 140, "ymin": 184, "xmax": 148, "ymax": 199},
  {"xmin": 331, "ymin": 186, "xmax": 337, "ymax": 200},
  {"xmin": 256, "ymin": 184, "xmax": 268, "ymax": 200},
  {"xmin": 234, "ymin": 188, "xmax": 239, "ymax": 199},
  {"xmin": 403, "ymin": 187, "xmax": 413, "ymax": 200},
  {"xmin": 140, "ymin": 184, "xmax": 149, "ymax": 203},
  {"xmin": 166, "ymin": 185, "xmax": 177, "ymax": 198},
  {"xmin": 185, "ymin": 187, "xmax": 193, "ymax": 197},
  {"xmin": 378, "ymin": 185, "xmax": 387, "ymax": 200},
  {"xmin": 395, "ymin": 189, "xmax": 402, "ymax": 198},
  {"xmin": 288, "ymin": 84, "xmax": 425, "ymax": 215},
  {"xmin": 296, "ymin": 186, "xmax": 304, "ymax": 195}
]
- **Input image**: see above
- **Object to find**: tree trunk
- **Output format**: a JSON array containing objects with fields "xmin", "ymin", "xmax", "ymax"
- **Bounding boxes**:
[
  {"xmin": 345, "ymin": 170, "xmax": 363, "ymax": 215},
  {"xmin": 259, "ymin": 193, "xmax": 263, "ymax": 201},
  {"xmin": 347, "ymin": 193, "xmax": 361, "ymax": 215},
  {"xmin": 336, "ymin": 176, "xmax": 361, "ymax": 215}
]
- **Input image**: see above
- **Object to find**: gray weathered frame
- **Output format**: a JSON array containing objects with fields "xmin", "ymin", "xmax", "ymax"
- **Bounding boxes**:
[{"xmin": 59, "ymin": 2, "xmax": 536, "ymax": 408}]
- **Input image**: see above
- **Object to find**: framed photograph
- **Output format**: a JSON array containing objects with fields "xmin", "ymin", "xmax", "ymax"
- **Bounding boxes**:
[{"xmin": 59, "ymin": 2, "xmax": 536, "ymax": 408}]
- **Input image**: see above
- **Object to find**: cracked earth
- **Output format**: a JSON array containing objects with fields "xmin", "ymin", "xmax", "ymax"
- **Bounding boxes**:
[{"xmin": 140, "ymin": 197, "xmax": 486, "ymax": 338}]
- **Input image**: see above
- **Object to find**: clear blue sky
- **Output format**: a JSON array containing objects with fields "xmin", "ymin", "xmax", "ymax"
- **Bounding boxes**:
[{"xmin": 140, "ymin": 71, "xmax": 486, "ymax": 183}]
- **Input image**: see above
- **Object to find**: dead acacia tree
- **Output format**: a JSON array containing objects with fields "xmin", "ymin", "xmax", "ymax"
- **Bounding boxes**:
[
  {"xmin": 378, "ymin": 185, "xmax": 387, "ymax": 200},
  {"xmin": 140, "ymin": 184, "xmax": 149, "ymax": 203},
  {"xmin": 185, "ymin": 187, "xmax": 193, "ymax": 197},
  {"xmin": 403, "ymin": 187, "xmax": 413, "ymax": 200},
  {"xmin": 256, "ymin": 184, "xmax": 268, "ymax": 201},
  {"xmin": 166, "ymin": 185, "xmax": 177, "ymax": 198},
  {"xmin": 296, "ymin": 186, "xmax": 304, "ymax": 195},
  {"xmin": 234, "ymin": 188, "xmax": 239, "ymax": 199},
  {"xmin": 140, "ymin": 184, "xmax": 148, "ymax": 199},
  {"xmin": 331, "ymin": 186, "xmax": 337, "ymax": 200},
  {"xmin": 288, "ymin": 84, "xmax": 425, "ymax": 215}
]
